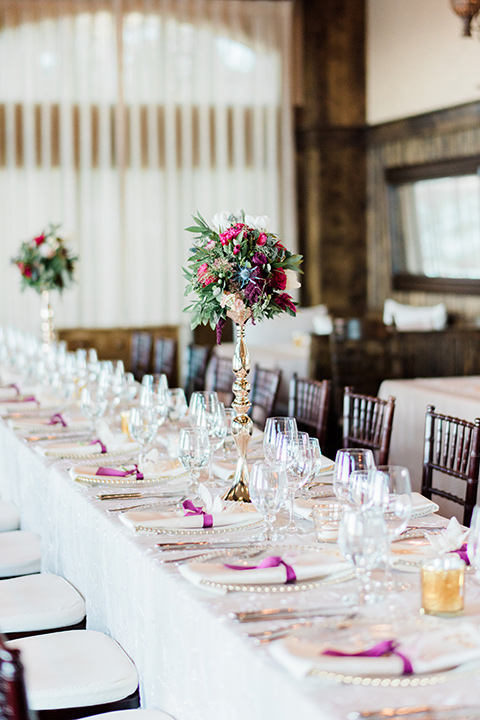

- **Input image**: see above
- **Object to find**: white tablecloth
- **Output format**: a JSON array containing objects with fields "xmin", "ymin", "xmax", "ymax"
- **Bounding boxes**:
[
  {"xmin": 379, "ymin": 377, "xmax": 480, "ymax": 520},
  {"xmin": 2, "ymin": 418, "xmax": 480, "ymax": 719}
]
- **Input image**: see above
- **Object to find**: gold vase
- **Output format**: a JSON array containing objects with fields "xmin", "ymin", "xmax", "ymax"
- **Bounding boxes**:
[
  {"xmin": 40, "ymin": 290, "xmax": 56, "ymax": 350},
  {"xmin": 223, "ymin": 322, "xmax": 253, "ymax": 502}
]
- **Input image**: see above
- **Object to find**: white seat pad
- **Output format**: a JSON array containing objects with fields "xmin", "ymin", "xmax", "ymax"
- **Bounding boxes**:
[
  {"xmin": 0, "ymin": 531, "xmax": 41, "ymax": 577},
  {"xmin": 0, "ymin": 574, "xmax": 85, "ymax": 632},
  {"xmin": 0, "ymin": 501, "xmax": 20, "ymax": 532},
  {"xmin": 83, "ymin": 712, "xmax": 175, "ymax": 720},
  {"xmin": 7, "ymin": 630, "xmax": 139, "ymax": 710}
]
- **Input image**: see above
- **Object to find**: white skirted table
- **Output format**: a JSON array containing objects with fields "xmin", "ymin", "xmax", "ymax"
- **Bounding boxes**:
[{"xmin": 1, "ymin": 418, "xmax": 480, "ymax": 720}]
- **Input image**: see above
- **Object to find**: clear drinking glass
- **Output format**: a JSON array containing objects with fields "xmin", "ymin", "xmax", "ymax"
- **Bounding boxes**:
[
  {"xmin": 249, "ymin": 461, "xmax": 289, "ymax": 541},
  {"xmin": 178, "ymin": 427, "xmax": 211, "ymax": 492},
  {"xmin": 263, "ymin": 416, "xmax": 298, "ymax": 466},
  {"xmin": 222, "ymin": 407, "xmax": 237, "ymax": 458},
  {"xmin": 128, "ymin": 405, "xmax": 159, "ymax": 463},
  {"xmin": 285, "ymin": 431, "xmax": 313, "ymax": 534},
  {"xmin": 337, "ymin": 506, "xmax": 386, "ymax": 605},
  {"xmin": 80, "ymin": 383, "xmax": 108, "ymax": 437},
  {"xmin": 166, "ymin": 388, "xmax": 188, "ymax": 427},
  {"xmin": 333, "ymin": 448, "xmax": 376, "ymax": 505},
  {"xmin": 189, "ymin": 391, "xmax": 219, "ymax": 427},
  {"xmin": 468, "ymin": 505, "xmax": 480, "ymax": 577}
]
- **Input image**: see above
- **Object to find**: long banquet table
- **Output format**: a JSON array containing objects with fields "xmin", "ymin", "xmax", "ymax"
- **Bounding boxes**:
[
  {"xmin": 379, "ymin": 377, "xmax": 480, "ymax": 521},
  {"xmin": 2, "ymin": 399, "xmax": 480, "ymax": 719}
]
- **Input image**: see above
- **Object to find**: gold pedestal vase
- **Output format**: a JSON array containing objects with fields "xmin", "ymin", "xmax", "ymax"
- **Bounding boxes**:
[{"xmin": 223, "ymin": 322, "xmax": 253, "ymax": 502}]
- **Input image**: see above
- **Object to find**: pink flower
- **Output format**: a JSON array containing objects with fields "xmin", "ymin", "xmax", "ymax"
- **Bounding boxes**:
[
  {"xmin": 219, "ymin": 223, "xmax": 244, "ymax": 246},
  {"xmin": 269, "ymin": 268, "xmax": 287, "ymax": 291},
  {"xmin": 34, "ymin": 234, "xmax": 46, "ymax": 246},
  {"xmin": 23, "ymin": 265, "xmax": 33, "ymax": 278},
  {"xmin": 233, "ymin": 245, "xmax": 241, "ymax": 255},
  {"xmin": 197, "ymin": 263, "xmax": 216, "ymax": 287},
  {"xmin": 206, "ymin": 239, "xmax": 216, "ymax": 250},
  {"xmin": 257, "ymin": 232, "xmax": 267, "ymax": 246}
]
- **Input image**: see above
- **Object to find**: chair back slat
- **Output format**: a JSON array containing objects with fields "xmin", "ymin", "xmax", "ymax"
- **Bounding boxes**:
[
  {"xmin": 153, "ymin": 337, "xmax": 177, "ymax": 386},
  {"xmin": 184, "ymin": 345, "xmax": 211, "ymax": 400},
  {"xmin": 250, "ymin": 366, "xmax": 282, "ymax": 428},
  {"xmin": 288, "ymin": 375, "xmax": 330, "ymax": 450},
  {"xmin": 0, "ymin": 636, "xmax": 34, "ymax": 720},
  {"xmin": 205, "ymin": 355, "xmax": 234, "ymax": 407},
  {"xmin": 342, "ymin": 387, "xmax": 395, "ymax": 466},
  {"xmin": 130, "ymin": 331, "xmax": 153, "ymax": 380},
  {"xmin": 422, "ymin": 405, "xmax": 480, "ymax": 525}
]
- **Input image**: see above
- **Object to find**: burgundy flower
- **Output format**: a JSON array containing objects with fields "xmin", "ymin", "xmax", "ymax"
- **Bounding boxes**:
[
  {"xmin": 23, "ymin": 265, "xmax": 33, "ymax": 278},
  {"xmin": 257, "ymin": 232, "xmax": 267, "ymax": 246},
  {"xmin": 34, "ymin": 234, "xmax": 46, "ymax": 246},
  {"xmin": 243, "ymin": 268, "xmax": 265, "ymax": 305},
  {"xmin": 216, "ymin": 316, "xmax": 226, "ymax": 344},
  {"xmin": 252, "ymin": 252, "xmax": 267, "ymax": 266},
  {"xmin": 274, "ymin": 293, "xmax": 297, "ymax": 314},
  {"xmin": 269, "ymin": 268, "xmax": 287, "ymax": 291}
]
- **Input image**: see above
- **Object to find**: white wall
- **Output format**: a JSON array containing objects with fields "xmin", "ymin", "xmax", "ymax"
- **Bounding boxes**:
[{"xmin": 367, "ymin": 0, "xmax": 480, "ymax": 125}]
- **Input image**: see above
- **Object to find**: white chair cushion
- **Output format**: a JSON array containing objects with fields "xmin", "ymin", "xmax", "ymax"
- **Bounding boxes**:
[
  {"xmin": 0, "ymin": 574, "xmax": 85, "ymax": 632},
  {"xmin": 7, "ymin": 630, "xmax": 139, "ymax": 710},
  {"xmin": 83, "ymin": 712, "xmax": 175, "ymax": 720},
  {"xmin": 0, "ymin": 531, "xmax": 41, "ymax": 577},
  {"xmin": 0, "ymin": 501, "xmax": 20, "ymax": 532}
]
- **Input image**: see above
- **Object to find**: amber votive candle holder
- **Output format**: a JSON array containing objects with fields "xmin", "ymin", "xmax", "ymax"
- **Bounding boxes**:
[{"xmin": 421, "ymin": 555, "xmax": 465, "ymax": 617}]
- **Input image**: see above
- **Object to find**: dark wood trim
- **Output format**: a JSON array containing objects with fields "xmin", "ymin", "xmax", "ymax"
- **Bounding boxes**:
[
  {"xmin": 386, "ymin": 155, "xmax": 480, "ymax": 183},
  {"xmin": 393, "ymin": 273, "xmax": 480, "ymax": 295},
  {"xmin": 368, "ymin": 100, "xmax": 480, "ymax": 145}
]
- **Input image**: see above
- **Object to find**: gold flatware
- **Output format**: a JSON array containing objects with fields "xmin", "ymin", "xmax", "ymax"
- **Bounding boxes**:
[
  {"xmin": 230, "ymin": 605, "xmax": 355, "ymax": 623},
  {"xmin": 97, "ymin": 492, "xmax": 182, "ymax": 501}
]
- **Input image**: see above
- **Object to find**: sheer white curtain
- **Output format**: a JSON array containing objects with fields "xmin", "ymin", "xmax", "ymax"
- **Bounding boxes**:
[{"xmin": 0, "ymin": 0, "xmax": 296, "ymax": 332}]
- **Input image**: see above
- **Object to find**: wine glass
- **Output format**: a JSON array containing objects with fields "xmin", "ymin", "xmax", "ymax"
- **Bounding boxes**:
[
  {"xmin": 467, "ymin": 505, "xmax": 480, "ymax": 578},
  {"xmin": 222, "ymin": 407, "xmax": 236, "ymax": 458},
  {"xmin": 189, "ymin": 391, "xmax": 219, "ymax": 427},
  {"xmin": 128, "ymin": 405, "xmax": 159, "ymax": 464},
  {"xmin": 337, "ymin": 506, "xmax": 387, "ymax": 605},
  {"xmin": 284, "ymin": 431, "xmax": 313, "ymax": 534},
  {"xmin": 152, "ymin": 377, "xmax": 168, "ymax": 430},
  {"xmin": 249, "ymin": 461, "xmax": 289, "ymax": 541},
  {"xmin": 333, "ymin": 448, "xmax": 376, "ymax": 505},
  {"xmin": 165, "ymin": 388, "xmax": 188, "ymax": 427},
  {"xmin": 263, "ymin": 417, "xmax": 298, "ymax": 466},
  {"xmin": 178, "ymin": 427, "xmax": 211, "ymax": 492},
  {"xmin": 80, "ymin": 383, "xmax": 108, "ymax": 437}
]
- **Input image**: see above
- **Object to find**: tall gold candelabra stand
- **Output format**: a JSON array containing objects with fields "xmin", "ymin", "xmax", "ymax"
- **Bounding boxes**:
[
  {"xmin": 40, "ymin": 290, "xmax": 56, "ymax": 351},
  {"xmin": 223, "ymin": 321, "xmax": 253, "ymax": 502}
]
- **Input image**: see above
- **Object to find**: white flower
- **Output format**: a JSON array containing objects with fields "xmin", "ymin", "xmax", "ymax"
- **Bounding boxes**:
[
  {"xmin": 285, "ymin": 269, "xmax": 301, "ymax": 291},
  {"xmin": 211, "ymin": 212, "xmax": 231, "ymax": 233},
  {"xmin": 245, "ymin": 215, "xmax": 269, "ymax": 232},
  {"xmin": 38, "ymin": 242, "xmax": 56, "ymax": 259}
]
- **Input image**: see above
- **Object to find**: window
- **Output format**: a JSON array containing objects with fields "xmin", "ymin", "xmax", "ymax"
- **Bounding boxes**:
[{"xmin": 386, "ymin": 156, "xmax": 480, "ymax": 294}]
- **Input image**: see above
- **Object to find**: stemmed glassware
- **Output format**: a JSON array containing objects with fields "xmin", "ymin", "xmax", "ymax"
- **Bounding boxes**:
[
  {"xmin": 80, "ymin": 382, "xmax": 108, "ymax": 438},
  {"xmin": 249, "ymin": 461, "xmax": 289, "ymax": 541},
  {"xmin": 333, "ymin": 448, "xmax": 376, "ymax": 505},
  {"xmin": 337, "ymin": 506, "xmax": 387, "ymax": 605},
  {"xmin": 263, "ymin": 417, "xmax": 298, "ymax": 466},
  {"xmin": 128, "ymin": 405, "xmax": 159, "ymax": 464},
  {"xmin": 467, "ymin": 505, "xmax": 480, "ymax": 578},
  {"xmin": 178, "ymin": 427, "xmax": 211, "ymax": 492},
  {"xmin": 284, "ymin": 431, "xmax": 313, "ymax": 533},
  {"xmin": 165, "ymin": 388, "xmax": 188, "ymax": 427}
]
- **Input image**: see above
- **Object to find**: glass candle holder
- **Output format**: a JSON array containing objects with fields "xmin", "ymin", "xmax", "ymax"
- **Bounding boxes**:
[
  {"xmin": 421, "ymin": 555, "xmax": 465, "ymax": 617},
  {"xmin": 311, "ymin": 502, "xmax": 345, "ymax": 542}
]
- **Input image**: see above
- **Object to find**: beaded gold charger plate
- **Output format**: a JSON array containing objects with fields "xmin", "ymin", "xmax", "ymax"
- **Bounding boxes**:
[
  {"xmin": 135, "ymin": 518, "xmax": 263, "ymax": 535},
  {"xmin": 307, "ymin": 663, "xmax": 480, "ymax": 687}
]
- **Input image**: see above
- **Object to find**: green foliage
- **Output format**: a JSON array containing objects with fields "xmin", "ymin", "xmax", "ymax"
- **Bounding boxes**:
[{"xmin": 11, "ymin": 223, "xmax": 78, "ymax": 294}]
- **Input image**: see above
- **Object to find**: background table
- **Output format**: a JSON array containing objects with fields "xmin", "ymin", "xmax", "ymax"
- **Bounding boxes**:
[{"xmin": 379, "ymin": 376, "xmax": 480, "ymax": 520}]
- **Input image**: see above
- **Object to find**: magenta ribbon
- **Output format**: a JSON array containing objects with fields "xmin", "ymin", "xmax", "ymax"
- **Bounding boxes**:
[
  {"xmin": 5, "ymin": 384, "xmax": 20, "ymax": 395},
  {"xmin": 183, "ymin": 499, "xmax": 213, "ymax": 528},
  {"xmin": 96, "ymin": 465, "xmax": 144, "ymax": 481},
  {"xmin": 89, "ymin": 439, "xmax": 107, "ymax": 454},
  {"xmin": 48, "ymin": 413, "xmax": 67, "ymax": 428},
  {"xmin": 450, "ymin": 543, "xmax": 470, "ymax": 565},
  {"xmin": 322, "ymin": 639, "xmax": 413, "ymax": 675},
  {"xmin": 223, "ymin": 556, "xmax": 297, "ymax": 584}
]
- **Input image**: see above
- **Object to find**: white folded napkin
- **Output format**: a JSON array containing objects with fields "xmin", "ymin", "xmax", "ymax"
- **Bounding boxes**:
[
  {"xmin": 426, "ymin": 516, "xmax": 469, "ymax": 553},
  {"xmin": 410, "ymin": 492, "xmax": 439, "ymax": 516},
  {"xmin": 9, "ymin": 414, "xmax": 90, "ymax": 431},
  {"xmin": 0, "ymin": 385, "xmax": 21, "ymax": 400},
  {"xmin": 35, "ymin": 438, "xmax": 138, "ymax": 457},
  {"xmin": 96, "ymin": 420, "xmax": 131, "ymax": 449},
  {"xmin": 69, "ymin": 459, "xmax": 186, "ymax": 483},
  {"xmin": 270, "ymin": 621, "xmax": 480, "ymax": 679},
  {"xmin": 179, "ymin": 549, "xmax": 347, "ymax": 589},
  {"xmin": 0, "ymin": 398, "xmax": 40, "ymax": 416},
  {"xmin": 119, "ymin": 499, "xmax": 260, "ymax": 531}
]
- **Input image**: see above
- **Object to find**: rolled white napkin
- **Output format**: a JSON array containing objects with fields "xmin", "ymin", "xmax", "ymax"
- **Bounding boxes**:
[
  {"xmin": 270, "ymin": 621, "xmax": 480, "ymax": 679},
  {"xmin": 69, "ymin": 459, "xmax": 186, "ymax": 483},
  {"xmin": 9, "ymin": 413, "xmax": 90, "ymax": 432},
  {"xmin": 96, "ymin": 420, "xmax": 131, "ymax": 449},
  {"xmin": 0, "ymin": 398, "xmax": 40, "ymax": 416},
  {"xmin": 179, "ymin": 549, "xmax": 347, "ymax": 588},
  {"xmin": 426, "ymin": 516, "xmax": 469, "ymax": 553},
  {"xmin": 120, "ymin": 500, "xmax": 260, "ymax": 531},
  {"xmin": 35, "ymin": 438, "xmax": 138, "ymax": 458}
]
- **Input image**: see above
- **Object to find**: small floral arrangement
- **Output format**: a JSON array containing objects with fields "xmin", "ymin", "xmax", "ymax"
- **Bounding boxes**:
[
  {"xmin": 12, "ymin": 224, "xmax": 78, "ymax": 294},
  {"xmin": 184, "ymin": 211, "xmax": 303, "ymax": 343}
]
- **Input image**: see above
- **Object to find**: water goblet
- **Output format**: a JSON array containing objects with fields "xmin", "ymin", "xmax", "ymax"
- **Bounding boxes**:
[
  {"xmin": 333, "ymin": 448, "xmax": 376, "ymax": 505},
  {"xmin": 249, "ymin": 461, "xmax": 289, "ymax": 541},
  {"xmin": 222, "ymin": 407, "xmax": 236, "ymax": 458},
  {"xmin": 166, "ymin": 388, "xmax": 188, "ymax": 427},
  {"xmin": 337, "ymin": 506, "xmax": 386, "ymax": 606},
  {"xmin": 284, "ymin": 431, "xmax": 313, "ymax": 534},
  {"xmin": 80, "ymin": 383, "xmax": 108, "ymax": 438},
  {"xmin": 178, "ymin": 427, "xmax": 211, "ymax": 492},
  {"xmin": 263, "ymin": 416, "xmax": 298, "ymax": 466},
  {"xmin": 189, "ymin": 391, "xmax": 219, "ymax": 427},
  {"xmin": 128, "ymin": 405, "xmax": 159, "ymax": 464}
]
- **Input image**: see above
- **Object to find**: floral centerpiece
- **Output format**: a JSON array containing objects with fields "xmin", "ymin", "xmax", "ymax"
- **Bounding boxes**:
[
  {"xmin": 12, "ymin": 223, "xmax": 77, "ymax": 293},
  {"xmin": 183, "ymin": 211, "xmax": 302, "ymax": 342},
  {"xmin": 184, "ymin": 211, "xmax": 303, "ymax": 502}
]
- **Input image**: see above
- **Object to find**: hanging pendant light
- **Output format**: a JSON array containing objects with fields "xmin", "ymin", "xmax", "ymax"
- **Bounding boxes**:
[{"xmin": 450, "ymin": 0, "xmax": 480, "ymax": 37}]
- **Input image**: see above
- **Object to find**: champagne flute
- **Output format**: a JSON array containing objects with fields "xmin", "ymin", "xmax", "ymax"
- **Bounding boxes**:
[
  {"xmin": 333, "ymin": 448, "xmax": 376, "ymax": 505},
  {"xmin": 249, "ymin": 461, "xmax": 289, "ymax": 541},
  {"xmin": 178, "ymin": 427, "xmax": 211, "ymax": 492},
  {"xmin": 337, "ymin": 506, "xmax": 386, "ymax": 605}
]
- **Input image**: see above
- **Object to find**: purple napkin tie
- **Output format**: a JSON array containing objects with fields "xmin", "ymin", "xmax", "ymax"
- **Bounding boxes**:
[
  {"xmin": 5, "ymin": 384, "xmax": 20, "ymax": 395},
  {"xmin": 48, "ymin": 413, "xmax": 67, "ymax": 428},
  {"xmin": 223, "ymin": 556, "xmax": 297, "ymax": 584},
  {"xmin": 450, "ymin": 543, "xmax": 470, "ymax": 565},
  {"xmin": 183, "ymin": 499, "xmax": 213, "ymax": 528},
  {"xmin": 322, "ymin": 639, "xmax": 413, "ymax": 675},
  {"xmin": 96, "ymin": 466, "xmax": 144, "ymax": 481},
  {"xmin": 89, "ymin": 439, "xmax": 107, "ymax": 454}
]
